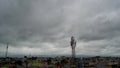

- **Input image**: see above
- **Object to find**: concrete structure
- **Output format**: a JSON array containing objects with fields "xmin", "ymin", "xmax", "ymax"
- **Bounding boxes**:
[{"xmin": 70, "ymin": 36, "xmax": 76, "ymax": 58}]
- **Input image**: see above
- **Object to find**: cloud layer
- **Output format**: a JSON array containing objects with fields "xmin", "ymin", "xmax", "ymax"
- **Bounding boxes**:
[{"xmin": 0, "ymin": 0, "xmax": 120, "ymax": 57}]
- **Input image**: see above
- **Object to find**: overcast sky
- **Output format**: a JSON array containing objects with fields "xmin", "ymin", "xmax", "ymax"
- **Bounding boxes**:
[{"xmin": 0, "ymin": 0, "xmax": 120, "ymax": 57}]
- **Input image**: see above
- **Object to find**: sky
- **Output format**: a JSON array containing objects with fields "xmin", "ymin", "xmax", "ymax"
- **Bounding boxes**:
[{"xmin": 0, "ymin": 0, "xmax": 120, "ymax": 57}]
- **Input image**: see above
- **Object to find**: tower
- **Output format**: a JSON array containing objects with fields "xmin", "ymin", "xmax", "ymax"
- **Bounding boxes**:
[
  {"xmin": 5, "ymin": 43, "xmax": 8, "ymax": 58},
  {"xmin": 70, "ymin": 36, "xmax": 76, "ymax": 58}
]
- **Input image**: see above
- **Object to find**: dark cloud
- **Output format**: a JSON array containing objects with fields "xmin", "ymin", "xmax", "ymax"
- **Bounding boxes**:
[{"xmin": 0, "ymin": 0, "xmax": 120, "ymax": 56}]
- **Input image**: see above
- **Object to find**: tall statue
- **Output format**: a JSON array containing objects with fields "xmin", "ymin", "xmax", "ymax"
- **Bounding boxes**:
[{"xmin": 70, "ymin": 36, "xmax": 76, "ymax": 58}]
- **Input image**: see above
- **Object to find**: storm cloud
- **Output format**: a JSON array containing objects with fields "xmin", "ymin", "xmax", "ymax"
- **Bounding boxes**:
[{"xmin": 0, "ymin": 0, "xmax": 120, "ymax": 57}]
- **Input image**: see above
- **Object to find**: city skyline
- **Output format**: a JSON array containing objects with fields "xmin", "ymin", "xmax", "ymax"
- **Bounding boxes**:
[{"xmin": 0, "ymin": 0, "xmax": 120, "ymax": 57}]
